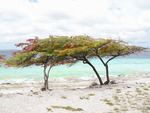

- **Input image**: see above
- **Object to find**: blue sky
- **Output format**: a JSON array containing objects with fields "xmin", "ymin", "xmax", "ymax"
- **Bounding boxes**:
[
  {"xmin": 0, "ymin": 0, "xmax": 150, "ymax": 50},
  {"xmin": 29, "ymin": 0, "xmax": 38, "ymax": 2}
]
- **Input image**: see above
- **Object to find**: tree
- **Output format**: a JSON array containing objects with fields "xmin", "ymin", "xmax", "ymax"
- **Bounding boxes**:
[
  {"xmin": 4, "ymin": 35, "xmax": 145, "ymax": 89},
  {"xmin": 93, "ymin": 40, "xmax": 145, "ymax": 84},
  {"xmin": 58, "ymin": 35, "xmax": 112, "ymax": 85},
  {"xmin": 4, "ymin": 36, "xmax": 75, "ymax": 90}
]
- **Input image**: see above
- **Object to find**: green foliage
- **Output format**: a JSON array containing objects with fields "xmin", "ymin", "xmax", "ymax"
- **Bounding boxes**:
[{"xmin": 4, "ymin": 35, "xmax": 145, "ymax": 68}]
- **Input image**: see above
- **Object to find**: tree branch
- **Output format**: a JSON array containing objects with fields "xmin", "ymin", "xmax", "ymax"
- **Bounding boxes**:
[
  {"xmin": 97, "ymin": 55, "xmax": 106, "ymax": 66},
  {"xmin": 97, "ymin": 41, "xmax": 112, "ymax": 49},
  {"xmin": 106, "ymin": 56, "xmax": 117, "ymax": 65}
]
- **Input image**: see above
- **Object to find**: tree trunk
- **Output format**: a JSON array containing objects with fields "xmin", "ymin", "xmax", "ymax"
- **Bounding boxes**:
[
  {"xmin": 84, "ymin": 57, "xmax": 103, "ymax": 85},
  {"xmin": 46, "ymin": 77, "xmax": 49, "ymax": 89},
  {"xmin": 104, "ymin": 64, "xmax": 110, "ymax": 85},
  {"xmin": 42, "ymin": 65, "xmax": 52, "ymax": 91},
  {"xmin": 97, "ymin": 56, "xmax": 109, "ymax": 84},
  {"xmin": 43, "ymin": 74, "xmax": 49, "ymax": 91},
  {"xmin": 42, "ymin": 64, "xmax": 49, "ymax": 91},
  {"xmin": 45, "ymin": 76, "xmax": 49, "ymax": 90}
]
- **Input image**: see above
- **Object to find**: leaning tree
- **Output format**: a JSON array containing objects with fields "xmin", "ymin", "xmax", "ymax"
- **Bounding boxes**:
[
  {"xmin": 93, "ymin": 40, "xmax": 145, "ymax": 84},
  {"xmin": 4, "ymin": 36, "xmax": 75, "ymax": 90},
  {"xmin": 58, "ymin": 35, "xmax": 112, "ymax": 85}
]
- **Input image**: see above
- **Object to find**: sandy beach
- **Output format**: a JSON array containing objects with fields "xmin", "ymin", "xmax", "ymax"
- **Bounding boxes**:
[{"xmin": 0, "ymin": 73, "xmax": 150, "ymax": 113}]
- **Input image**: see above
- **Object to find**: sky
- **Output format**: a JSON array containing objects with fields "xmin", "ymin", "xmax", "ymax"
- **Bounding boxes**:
[{"xmin": 0, "ymin": 0, "xmax": 150, "ymax": 50}]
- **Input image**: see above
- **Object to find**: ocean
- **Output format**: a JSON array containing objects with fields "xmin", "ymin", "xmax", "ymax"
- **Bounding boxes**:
[{"xmin": 0, "ymin": 50, "xmax": 150, "ymax": 83}]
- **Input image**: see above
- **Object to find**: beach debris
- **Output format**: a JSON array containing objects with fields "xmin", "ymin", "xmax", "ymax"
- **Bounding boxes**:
[
  {"xmin": 118, "ymin": 74, "xmax": 124, "ymax": 77},
  {"xmin": 47, "ymin": 108, "xmax": 53, "ymax": 112},
  {"xmin": 80, "ymin": 96, "xmax": 86, "ymax": 100},
  {"xmin": 92, "ymin": 81, "xmax": 98, "ymax": 86},
  {"xmin": 89, "ymin": 81, "xmax": 99, "ymax": 88},
  {"xmin": 110, "ymin": 80, "xmax": 117, "ymax": 84},
  {"xmin": 30, "ymin": 90, "xmax": 33, "ymax": 92},
  {"xmin": 16, "ymin": 93, "xmax": 23, "ymax": 95},
  {"xmin": 41, "ymin": 87, "xmax": 46, "ymax": 91},
  {"xmin": 127, "ymin": 86, "xmax": 131, "ymax": 88},
  {"xmin": 2, "ymin": 83, "xmax": 11, "ymax": 85}
]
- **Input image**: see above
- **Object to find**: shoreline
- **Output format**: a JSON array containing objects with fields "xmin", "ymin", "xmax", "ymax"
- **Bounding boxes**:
[
  {"xmin": 0, "ymin": 72, "xmax": 149, "ymax": 83},
  {"xmin": 0, "ymin": 73, "xmax": 150, "ymax": 113}
]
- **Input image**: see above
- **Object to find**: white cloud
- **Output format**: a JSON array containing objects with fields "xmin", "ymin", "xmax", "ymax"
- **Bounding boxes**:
[{"xmin": 0, "ymin": 0, "xmax": 150, "ymax": 49}]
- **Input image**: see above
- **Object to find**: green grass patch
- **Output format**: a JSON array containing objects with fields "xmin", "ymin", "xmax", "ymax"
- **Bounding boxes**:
[
  {"xmin": 140, "ymin": 85, "xmax": 144, "ymax": 87},
  {"xmin": 103, "ymin": 99, "xmax": 114, "ymax": 106},
  {"xmin": 143, "ymin": 88, "xmax": 149, "ymax": 91},
  {"xmin": 51, "ymin": 106, "xmax": 61, "ymax": 109},
  {"xmin": 113, "ymin": 95, "xmax": 119, "ymax": 100},
  {"xmin": 51, "ymin": 106, "xmax": 83, "ymax": 111},
  {"xmin": 88, "ymin": 93, "xmax": 95, "ymax": 96},
  {"xmin": 70, "ymin": 88, "xmax": 76, "ymax": 90},
  {"xmin": 86, "ymin": 97, "xmax": 89, "ymax": 100},
  {"xmin": 116, "ymin": 89, "xmax": 121, "ymax": 93},
  {"xmin": 135, "ymin": 88, "xmax": 142, "ymax": 94},
  {"xmin": 106, "ymin": 102, "xmax": 114, "ymax": 106},
  {"xmin": 103, "ymin": 99, "xmax": 110, "ymax": 102},
  {"xmin": 114, "ymin": 107, "xmax": 119, "ymax": 111},
  {"xmin": 61, "ymin": 96, "xmax": 67, "ymax": 99},
  {"xmin": 144, "ymin": 92, "xmax": 149, "ymax": 95},
  {"xmin": 33, "ymin": 92, "xmax": 38, "ymax": 95},
  {"xmin": 125, "ymin": 93, "xmax": 129, "ymax": 95},
  {"xmin": 80, "ymin": 94, "xmax": 95, "ymax": 100}
]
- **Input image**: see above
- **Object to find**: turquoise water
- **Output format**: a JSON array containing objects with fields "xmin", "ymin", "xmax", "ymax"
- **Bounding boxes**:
[{"xmin": 0, "ymin": 58, "xmax": 150, "ymax": 82}]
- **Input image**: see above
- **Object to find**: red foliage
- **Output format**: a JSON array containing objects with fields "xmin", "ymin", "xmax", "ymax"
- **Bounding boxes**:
[{"xmin": 0, "ymin": 55, "xmax": 5, "ymax": 59}]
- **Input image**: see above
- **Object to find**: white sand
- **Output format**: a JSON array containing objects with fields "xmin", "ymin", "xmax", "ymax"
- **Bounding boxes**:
[{"xmin": 0, "ymin": 73, "xmax": 150, "ymax": 113}]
